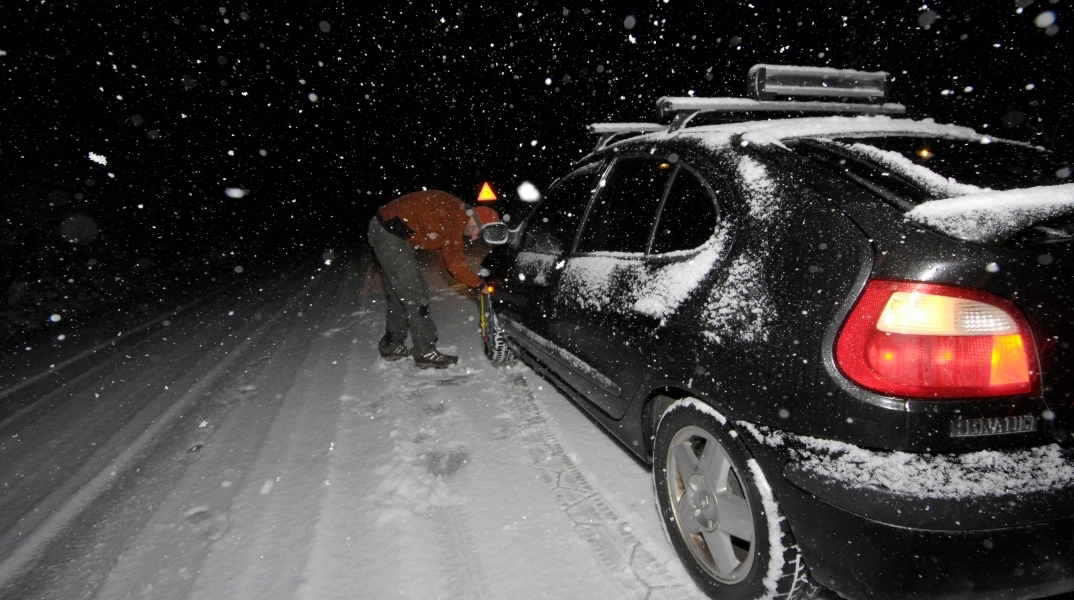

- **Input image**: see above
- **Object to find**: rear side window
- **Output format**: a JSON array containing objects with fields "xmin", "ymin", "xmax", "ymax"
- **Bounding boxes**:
[
  {"xmin": 523, "ymin": 161, "xmax": 603, "ymax": 254},
  {"xmin": 651, "ymin": 166, "xmax": 721, "ymax": 254},
  {"xmin": 576, "ymin": 156, "xmax": 673, "ymax": 254}
]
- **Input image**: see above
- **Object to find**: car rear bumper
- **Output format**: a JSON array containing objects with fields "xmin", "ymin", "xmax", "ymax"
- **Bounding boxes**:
[
  {"xmin": 740, "ymin": 423, "xmax": 1074, "ymax": 599},
  {"xmin": 797, "ymin": 495, "xmax": 1074, "ymax": 600}
]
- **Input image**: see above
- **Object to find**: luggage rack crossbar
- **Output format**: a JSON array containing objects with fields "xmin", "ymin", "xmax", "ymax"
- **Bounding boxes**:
[
  {"xmin": 587, "ymin": 123, "xmax": 666, "ymax": 149},
  {"xmin": 587, "ymin": 65, "xmax": 907, "ymax": 149},
  {"xmin": 658, "ymin": 97, "xmax": 907, "ymax": 130}
]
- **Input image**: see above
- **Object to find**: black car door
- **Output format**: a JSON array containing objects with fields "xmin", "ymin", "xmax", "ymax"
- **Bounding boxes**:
[
  {"xmin": 496, "ymin": 160, "xmax": 605, "ymax": 363},
  {"xmin": 550, "ymin": 154, "xmax": 728, "ymax": 419}
]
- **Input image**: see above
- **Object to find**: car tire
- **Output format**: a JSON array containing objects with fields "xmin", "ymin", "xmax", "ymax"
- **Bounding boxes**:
[
  {"xmin": 653, "ymin": 399, "xmax": 818, "ymax": 600},
  {"xmin": 484, "ymin": 325, "xmax": 516, "ymax": 363},
  {"xmin": 481, "ymin": 297, "xmax": 516, "ymax": 364}
]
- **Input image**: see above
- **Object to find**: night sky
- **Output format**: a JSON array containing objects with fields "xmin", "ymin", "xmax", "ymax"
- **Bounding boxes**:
[{"xmin": 2, "ymin": 0, "xmax": 1071, "ymax": 256}]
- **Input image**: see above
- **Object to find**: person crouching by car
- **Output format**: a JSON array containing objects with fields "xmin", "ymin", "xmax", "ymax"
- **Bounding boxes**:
[{"xmin": 367, "ymin": 189, "xmax": 500, "ymax": 369}]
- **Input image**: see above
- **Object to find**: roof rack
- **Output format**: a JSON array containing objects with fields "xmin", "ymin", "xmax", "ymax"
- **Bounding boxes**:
[
  {"xmin": 587, "ymin": 123, "xmax": 665, "ymax": 148},
  {"xmin": 587, "ymin": 64, "xmax": 908, "ymax": 148},
  {"xmin": 657, "ymin": 97, "xmax": 906, "ymax": 131}
]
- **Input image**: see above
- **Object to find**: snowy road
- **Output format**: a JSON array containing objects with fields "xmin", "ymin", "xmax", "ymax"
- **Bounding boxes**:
[{"xmin": 0, "ymin": 249, "xmax": 704, "ymax": 599}]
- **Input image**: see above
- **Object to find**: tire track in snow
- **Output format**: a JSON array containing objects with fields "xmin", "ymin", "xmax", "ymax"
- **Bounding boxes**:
[
  {"xmin": 297, "ymin": 251, "xmax": 494, "ymax": 599},
  {"xmin": 181, "ymin": 260, "xmax": 361, "ymax": 600},
  {"xmin": 332, "ymin": 360, "xmax": 492, "ymax": 599},
  {"xmin": 495, "ymin": 371, "xmax": 701, "ymax": 600},
  {"xmin": 80, "ymin": 272, "xmax": 350, "ymax": 600},
  {"xmin": 0, "ymin": 314, "xmax": 288, "ymax": 591},
  {"xmin": 0, "ymin": 258, "xmax": 333, "ymax": 594},
  {"xmin": 0, "ymin": 279, "xmax": 242, "ymax": 406},
  {"xmin": 381, "ymin": 373, "xmax": 491, "ymax": 600}
]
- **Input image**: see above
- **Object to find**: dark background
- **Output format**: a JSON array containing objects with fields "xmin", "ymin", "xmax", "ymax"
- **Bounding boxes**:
[{"xmin": 1, "ymin": 0, "xmax": 1071, "ymax": 342}]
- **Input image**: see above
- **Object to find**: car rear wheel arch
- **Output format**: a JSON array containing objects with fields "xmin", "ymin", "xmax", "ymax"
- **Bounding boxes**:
[
  {"xmin": 652, "ymin": 398, "xmax": 820, "ymax": 599},
  {"xmin": 642, "ymin": 389, "xmax": 736, "ymax": 463}
]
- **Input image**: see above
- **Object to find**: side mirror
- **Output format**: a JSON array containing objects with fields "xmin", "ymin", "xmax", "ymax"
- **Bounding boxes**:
[{"xmin": 481, "ymin": 222, "xmax": 510, "ymax": 245}]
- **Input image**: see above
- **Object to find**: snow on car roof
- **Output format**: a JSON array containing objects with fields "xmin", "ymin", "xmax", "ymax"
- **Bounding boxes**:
[
  {"xmin": 671, "ymin": 115, "xmax": 983, "ymax": 149},
  {"xmin": 666, "ymin": 115, "xmax": 1073, "ymax": 244}
]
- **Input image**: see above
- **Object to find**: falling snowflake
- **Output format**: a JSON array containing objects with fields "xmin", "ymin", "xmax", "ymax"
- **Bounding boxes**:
[{"xmin": 517, "ymin": 181, "xmax": 541, "ymax": 203}]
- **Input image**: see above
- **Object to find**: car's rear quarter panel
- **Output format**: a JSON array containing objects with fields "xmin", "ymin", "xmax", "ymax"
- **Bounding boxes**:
[{"xmin": 668, "ymin": 147, "xmax": 918, "ymax": 448}]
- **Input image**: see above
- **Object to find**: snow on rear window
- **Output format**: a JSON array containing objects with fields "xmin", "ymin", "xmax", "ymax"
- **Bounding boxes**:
[
  {"xmin": 739, "ymin": 422, "xmax": 1074, "ymax": 499},
  {"xmin": 906, "ymin": 183, "xmax": 1074, "ymax": 244},
  {"xmin": 845, "ymin": 141, "xmax": 989, "ymax": 198}
]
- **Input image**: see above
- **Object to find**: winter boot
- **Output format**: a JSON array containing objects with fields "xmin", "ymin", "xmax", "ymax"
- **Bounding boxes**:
[
  {"xmin": 378, "ymin": 334, "xmax": 411, "ymax": 362},
  {"xmin": 414, "ymin": 347, "xmax": 458, "ymax": 369}
]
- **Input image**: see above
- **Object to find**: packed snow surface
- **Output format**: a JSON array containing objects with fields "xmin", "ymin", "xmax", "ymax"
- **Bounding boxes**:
[{"xmin": 0, "ymin": 250, "xmax": 704, "ymax": 599}]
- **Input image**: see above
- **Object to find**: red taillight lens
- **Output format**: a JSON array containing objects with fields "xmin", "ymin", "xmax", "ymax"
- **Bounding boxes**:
[{"xmin": 835, "ymin": 280, "xmax": 1038, "ymax": 398}]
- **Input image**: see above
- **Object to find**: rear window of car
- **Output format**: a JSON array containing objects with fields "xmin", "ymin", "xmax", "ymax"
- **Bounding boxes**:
[
  {"xmin": 795, "ymin": 136, "xmax": 1072, "ymax": 207},
  {"xmin": 836, "ymin": 136, "xmax": 1070, "ymax": 190}
]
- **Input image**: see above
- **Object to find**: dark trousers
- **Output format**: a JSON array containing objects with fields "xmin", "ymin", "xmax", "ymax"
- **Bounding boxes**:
[{"xmin": 367, "ymin": 216, "xmax": 438, "ymax": 351}]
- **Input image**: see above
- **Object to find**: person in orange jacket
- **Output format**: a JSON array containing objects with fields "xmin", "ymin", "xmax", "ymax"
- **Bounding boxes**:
[{"xmin": 367, "ymin": 189, "xmax": 500, "ymax": 368}]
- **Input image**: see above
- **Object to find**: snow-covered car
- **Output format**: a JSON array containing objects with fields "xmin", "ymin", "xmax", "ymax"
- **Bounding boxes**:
[{"xmin": 478, "ymin": 65, "xmax": 1074, "ymax": 600}]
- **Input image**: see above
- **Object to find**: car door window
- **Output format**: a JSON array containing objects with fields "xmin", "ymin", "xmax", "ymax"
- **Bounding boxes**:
[
  {"xmin": 576, "ymin": 156, "xmax": 673, "ymax": 254},
  {"xmin": 651, "ymin": 165, "xmax": 721, "ymax": 254},
  {"xmin": 523, "ymin": 161, "xmax": 603, "ymax": 254}
]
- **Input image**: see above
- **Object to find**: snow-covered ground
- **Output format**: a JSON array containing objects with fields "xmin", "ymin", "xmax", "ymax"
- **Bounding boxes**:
[{"xmin": 0, "ymin": 246, "xmax": 706, "ymax": 599}]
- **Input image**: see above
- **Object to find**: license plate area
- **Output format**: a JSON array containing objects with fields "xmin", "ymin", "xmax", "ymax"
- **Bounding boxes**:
[{"xmin": 950, "ymin": 414, "xmax": 1039, "ymax": 438}]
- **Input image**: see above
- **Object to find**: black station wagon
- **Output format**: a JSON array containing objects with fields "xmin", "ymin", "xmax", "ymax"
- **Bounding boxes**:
[{"xmin": 478, "ymin": 65, "xmax": 1074, "ymax": 600}]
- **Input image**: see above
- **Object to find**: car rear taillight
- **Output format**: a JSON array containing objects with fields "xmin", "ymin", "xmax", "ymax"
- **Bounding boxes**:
[{"xmin": 835, "ymin": 280, "xmax": 1038, "ymax": 398}]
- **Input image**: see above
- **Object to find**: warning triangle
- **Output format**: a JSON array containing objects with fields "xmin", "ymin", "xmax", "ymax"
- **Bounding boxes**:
[{"xmin": 477, "ymin": 182, "xmax": 498, "ymax": 202}]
